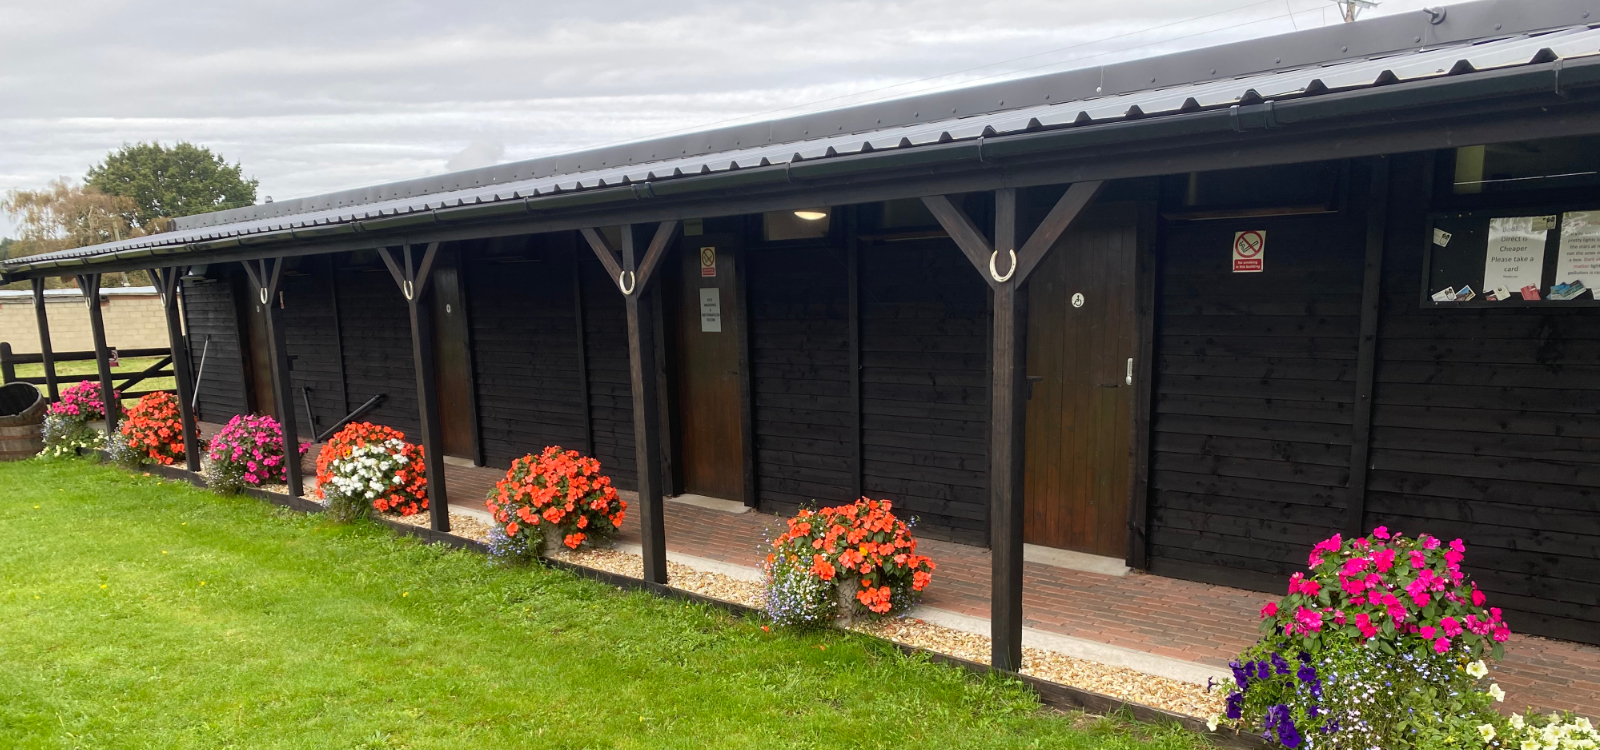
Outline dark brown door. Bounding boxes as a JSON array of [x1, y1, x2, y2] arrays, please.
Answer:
[[242, 284, 277, 417], [673, 237, 745, 501], [429, 250, 477, 461], [1023, 203, 1141, 557]]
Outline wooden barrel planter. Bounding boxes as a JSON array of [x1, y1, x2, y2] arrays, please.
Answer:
[[0, 382, 46, 461]]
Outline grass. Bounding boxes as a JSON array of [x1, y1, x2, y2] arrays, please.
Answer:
[[14, 355, 176, 405], [0, 458, 1210, 750]]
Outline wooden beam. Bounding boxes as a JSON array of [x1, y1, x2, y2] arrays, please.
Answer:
[[571, 237, 595, 457], [1014, 181, 1105, 284], [76, 274, 120, 437], [375, 245, 453, 532], [621, 225, 668, 584], [326, 256, 350, 415], [30, 278, 59, 401], [987, 193, 1028, 673], [579, 227, 625, 284], [1345, 158, 1390, 539], [734, 244, 757, 508], [920, 195, 993, 282], [243, 258, 305, 498], [634, 220, 680, 291], [923, 185, 1105, 671], [847, 207, 864, 500], [1123, 202, 1159, 570], [151, 267, 202, 472]]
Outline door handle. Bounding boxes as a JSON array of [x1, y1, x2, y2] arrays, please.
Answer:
[[1126, 357, 1134, 386]]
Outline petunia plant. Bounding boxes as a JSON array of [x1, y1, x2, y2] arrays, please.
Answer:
[[763, 498, 935, 625]]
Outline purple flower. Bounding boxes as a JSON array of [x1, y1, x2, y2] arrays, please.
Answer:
[[1271, 654, 1290, 676], [1225, 692, 1243, 720]]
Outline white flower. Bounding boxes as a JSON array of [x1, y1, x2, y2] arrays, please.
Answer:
[[1466, 660, 1489, 679], [1525, 741, 1543, 750], [1207, 716, 1220, 732], [1489, 682, 1506, 702], [1577, 718, 1594, 733], [1513, 714, 1527, 730], [1480, 724, 1498, 741]]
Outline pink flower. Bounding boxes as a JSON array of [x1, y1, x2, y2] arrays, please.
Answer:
[[1472, 586, 1486, 607], [1441, 617, 1462, 637], [1372, 548, 1397, 572], [1293, 607, 1323, 633], [1260, 601, 1279, 619], [1372, 526, 1391, 540], [1449, 538, 1465, 554], [1433, 636, 1450, 654], [1355, 612, 1379, 639]]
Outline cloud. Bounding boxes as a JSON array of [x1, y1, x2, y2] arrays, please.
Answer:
[[444, 140, 506, 173], [0, 0, 1435, 240]]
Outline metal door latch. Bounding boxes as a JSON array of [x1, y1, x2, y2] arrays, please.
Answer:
[[1126, 357, 1134, 385]]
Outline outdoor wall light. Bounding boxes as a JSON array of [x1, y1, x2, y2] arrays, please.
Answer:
[[793, 209, 829, 221]]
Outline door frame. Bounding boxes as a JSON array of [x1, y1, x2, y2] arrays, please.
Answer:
[[662, 231, 753, 503], [436, 243, 485, 466]]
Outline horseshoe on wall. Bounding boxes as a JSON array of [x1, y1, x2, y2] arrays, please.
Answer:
[[989, 249, 1017, 283], [618, 270, 637, 295], [259, 288, 270, 305], [402, 279, 415, 301]]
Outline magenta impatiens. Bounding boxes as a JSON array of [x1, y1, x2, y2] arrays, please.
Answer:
[[204, 414, 307, 491], [1264, 527, 1509, 658], [47, 380, 119, 422]]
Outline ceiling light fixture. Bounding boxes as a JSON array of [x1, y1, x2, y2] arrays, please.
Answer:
[[793, 209, 829, 221]]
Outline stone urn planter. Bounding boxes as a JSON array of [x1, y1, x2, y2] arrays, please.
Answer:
[[835, 579, 861, 627]]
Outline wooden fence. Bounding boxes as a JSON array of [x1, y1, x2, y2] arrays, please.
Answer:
[[0, 342, 177, 402]]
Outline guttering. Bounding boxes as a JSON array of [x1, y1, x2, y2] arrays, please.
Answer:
[[9, 55, 1600, 279]]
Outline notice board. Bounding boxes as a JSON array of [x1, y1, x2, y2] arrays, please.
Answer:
[[1423, 207, 1600, 307]]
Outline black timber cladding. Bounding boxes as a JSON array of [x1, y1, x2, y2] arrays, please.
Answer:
[[1145, 170, 1367, 588], [280, 258, 345, 439], [744, 242, 856, 514], [181, 271, 250, 424], [1144, 155, 1600, 646], [578, 240, 639, 490], [1362, 155, 1600, 645], [859, 239, 991, 545], [460, 235, 589, 470], [333, 255, 420, 437]]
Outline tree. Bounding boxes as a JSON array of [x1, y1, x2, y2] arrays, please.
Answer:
[[85, 142, 258, 230], [1, 179, 142, 288]]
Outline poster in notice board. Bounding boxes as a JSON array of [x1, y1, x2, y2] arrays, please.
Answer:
[[1424, 210, 1598, 306]]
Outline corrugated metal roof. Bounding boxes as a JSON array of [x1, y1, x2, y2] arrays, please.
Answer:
[[9, 2, 1600, 270]]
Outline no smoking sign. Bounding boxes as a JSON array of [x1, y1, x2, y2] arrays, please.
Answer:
[[1232, 230, 1265, 273]]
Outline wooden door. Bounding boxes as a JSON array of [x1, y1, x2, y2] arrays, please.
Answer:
[[673, 236, 745, 500], [429, 250, 477, 461], [241, 283, 277, 417], [1023, 203, 1142, 557]]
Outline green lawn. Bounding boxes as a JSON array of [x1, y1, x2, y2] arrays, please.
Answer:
[[0, 458, 1206, 750], [14, 355, 176, 405]]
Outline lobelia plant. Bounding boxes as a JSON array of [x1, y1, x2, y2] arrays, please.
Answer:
[[39, 412, 103, 458], [1214, 527, 1516, 749], [202, 414, 307, 495], [485, 446, 625, 557], [763, 498, 935, 625], [313, 422, 427, 521]]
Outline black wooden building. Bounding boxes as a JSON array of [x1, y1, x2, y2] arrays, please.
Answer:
[[7, 0, 1599, 667]]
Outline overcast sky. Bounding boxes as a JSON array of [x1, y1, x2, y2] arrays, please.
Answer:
[[0, 0, 1436, 239]]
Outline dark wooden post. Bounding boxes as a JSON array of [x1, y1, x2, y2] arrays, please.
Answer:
[[242, 259, 305, 497], [581, 221, 680, 585], [30, 278, 60, 401], [376, 242, 451, 533], [922, 181, 1104, 672], [571, 240, 595, 457], [847, 206, 864, 500], [75, 274, 120, 437], [1344, 158, 1391, 538], [149, 268, 202, 471]]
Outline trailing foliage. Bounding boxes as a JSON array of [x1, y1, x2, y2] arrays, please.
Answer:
[[764, 498, 935, 622], [202, 414, 305, 495], [313, 422, 427, 520], [40, 412, 101, 458], [118, 392, 186, 466], [485, 446, 625, 556], [1215, 528, 1520, 749]]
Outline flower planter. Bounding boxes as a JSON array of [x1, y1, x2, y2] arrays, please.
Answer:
[[834, 579, 860, 627]]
